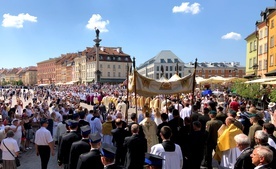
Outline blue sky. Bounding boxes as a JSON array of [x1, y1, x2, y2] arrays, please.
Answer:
[[0, 0, 274, 69]]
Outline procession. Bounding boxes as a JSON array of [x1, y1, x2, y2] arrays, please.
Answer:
[[0, 67, 276, 169]]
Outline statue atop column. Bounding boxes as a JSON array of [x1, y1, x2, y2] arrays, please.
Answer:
[[95, 28, 100, 39]]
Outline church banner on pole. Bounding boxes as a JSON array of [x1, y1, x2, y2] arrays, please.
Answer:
[[128, 70, 194, 97]]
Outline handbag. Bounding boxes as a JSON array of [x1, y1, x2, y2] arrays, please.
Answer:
[[2, 141, 20, 167]]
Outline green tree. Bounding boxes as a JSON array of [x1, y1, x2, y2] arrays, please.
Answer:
[[269, 89, 276, 102], [231, 81, 263, 99]]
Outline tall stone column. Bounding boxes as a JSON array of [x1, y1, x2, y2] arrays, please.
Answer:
[[94, 29, 102, 83]]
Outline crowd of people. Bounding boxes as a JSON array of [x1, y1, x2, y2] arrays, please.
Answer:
[[0, 84, 275, 169]]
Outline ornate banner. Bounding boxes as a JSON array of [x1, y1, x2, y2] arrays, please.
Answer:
[[128, 70, 194, 97]]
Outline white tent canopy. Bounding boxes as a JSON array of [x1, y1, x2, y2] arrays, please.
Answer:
[[38, 84, 49, 87], [244, 77, 276, 84]]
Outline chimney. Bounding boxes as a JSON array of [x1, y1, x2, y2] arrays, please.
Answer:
[[117, 47, 122, 53]]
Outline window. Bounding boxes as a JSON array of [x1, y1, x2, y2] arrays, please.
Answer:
[[170, 73, 172, 78], [157, 66, 159, 71], [250, 42, 253, 52], [170, 66, 173, 71], [118, 65, 121, 69], [160, 59, 166, 63], [108, 65, 110, 68], [167, 59, 173, 63], [107, 56, 111, 61], [179, 73, 182, 77], [259, 30, 263, 39], [118, 57, 121, 61], [259, 45, 263, 55], [254, 40, 257, 50], [108, 72, 110, 77], [264, 43, 267, 53], [156, 73, 159, 79], [249, 58, 252, 68], [165, 73, 168, 79], [166, 66, 168, 71], [179, 66, 182, 71], [113, 57, 116, 60], [264, 59, 267, 70], [259, 61, 262, 70], [208, 70, 211, 73], [253, 57, 257, 65], [174, 59, 179, 63], [265, 27, 268, 37], [100, 64, 102, 68], [118, 72, 121, 77], [271, 20, 274, 28], [270, 55, 274, 66], [113, 65, 116, 70], [113, 72, 115, 77], [125, 57, 129, 61], [270, 36, 274, 47]]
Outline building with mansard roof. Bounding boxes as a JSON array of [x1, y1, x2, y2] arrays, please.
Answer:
[[137, 50, 185, 79], [136, 50, 245, 80]]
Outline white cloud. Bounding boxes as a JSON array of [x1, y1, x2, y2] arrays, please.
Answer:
[[2, 13, 37, 28], [221, 32, 241, 40], [86, 14, 109, 32], [172, 2, 201, 14]]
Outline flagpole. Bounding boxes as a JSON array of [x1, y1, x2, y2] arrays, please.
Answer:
[[133, 57, 138, 118], [191, 58, 198, 105], [176, 62, 180, 111], [126, 63, 129, 124]]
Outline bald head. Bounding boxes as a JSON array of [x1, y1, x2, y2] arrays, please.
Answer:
[[131, 124, 139, 134]]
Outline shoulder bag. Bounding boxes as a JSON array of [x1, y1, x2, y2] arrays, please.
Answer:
[[2, 141, 20, 167]]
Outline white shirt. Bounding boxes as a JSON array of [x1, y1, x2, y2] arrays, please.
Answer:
[[268, 137, 276, 149], [180, 107, 191, 120], [0, 124, 5, 131], [0, 137, 20, 160], [35, 127, 53, 145], [151, 143, 183, 169]]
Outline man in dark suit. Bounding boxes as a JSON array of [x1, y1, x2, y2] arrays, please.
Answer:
[[100, 143, 125, 169], [111, 112, 127, 129], [168, 109, 183, 144], [77, 111, 90, 135], [157, 113, 169, 143], [69, 125, 91, 169], [254, 130, 276, 168], [233, 133, 254, 169], [58, 119, 81, 169], [126, 113, 144, 138], [250, 145, 273, 169], [76, 133, 103, 169], [111, 118, 128, 166], [124, 124, 147, 169]]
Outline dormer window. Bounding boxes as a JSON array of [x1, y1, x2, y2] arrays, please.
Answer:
[[107, 56, 111, 61], [118, 57, 121, 61]]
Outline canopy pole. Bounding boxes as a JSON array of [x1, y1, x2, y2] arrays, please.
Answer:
[[126, 63, 129, 124], [191, 58, 198, 105], [133, 57, 138, 119]]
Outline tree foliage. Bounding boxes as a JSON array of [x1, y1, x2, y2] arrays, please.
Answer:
[[231, 81, 264, 99], [269, 89, 276, 102]]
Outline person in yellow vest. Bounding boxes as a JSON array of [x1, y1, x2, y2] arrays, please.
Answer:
[[214, 117, 243, 169]]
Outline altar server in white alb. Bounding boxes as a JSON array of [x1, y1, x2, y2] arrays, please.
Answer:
[[150, 126, 183, 169]]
